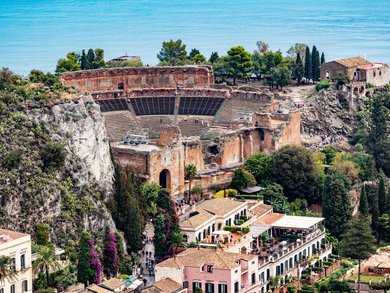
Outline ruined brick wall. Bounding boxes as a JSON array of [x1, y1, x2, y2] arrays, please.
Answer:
[[112, 149, 149, 175], [148, 146, 185, 193], [60, 66, 215, 92], [157, 126, 181, 146], [185, 142, 205, 170], [220, 136, 243, 166], [365, 65, 389, 87], [274, 110, 302, 149]]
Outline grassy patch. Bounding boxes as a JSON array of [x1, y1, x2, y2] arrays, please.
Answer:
[[347, 274, 385, 284]]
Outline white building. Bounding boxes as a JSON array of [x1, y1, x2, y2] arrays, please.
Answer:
[[0, 229, 33, 293]]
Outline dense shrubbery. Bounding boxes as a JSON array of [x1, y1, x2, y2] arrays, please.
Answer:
[[315, 80, 331, 91]]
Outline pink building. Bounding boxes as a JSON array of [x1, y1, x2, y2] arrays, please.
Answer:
[[155, 248, 259, 293]]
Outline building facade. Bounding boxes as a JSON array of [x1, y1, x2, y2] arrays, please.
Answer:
[[0, 229, 32, 293]]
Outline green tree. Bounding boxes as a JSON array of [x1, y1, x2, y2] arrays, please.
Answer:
[[41, 142, 66, 170], [366, 93, 390, 176], [261, 51, 285, 77], [311, 46, 320, 82], [322, 173, 352, 238], [185, 164, 198, 201], [225, 46, 254, 85], [168, 231, 187, 255], [377, 214, 390, 243], [272, 145, 317, 203], [124, 195, 142, 253], [271, 65, 291, 89], [320, 52, 326, 64], [358, 185, 369, 217], [55, 52, 80, 73], [33, 245, 60, 288], [0, 255, 17, 284], [231, 169, 256, 189], [189, 48, 201, 59], [339, 216, 376, 293], [293, 53, 304, 82], [350, 151, 376, 181], [153, 214, 166, 256], [77, 232, 94, 285], [256, 41, 269, 55], [287, 43, 308, 59], [80, 50, 87, 70], [378, 176, 386, 215], [209, 52, 219, 64], [93, 48, 105, 68], [157, 39, 188, 66], [35, 224, 50, 246], [87, 49, 95, 69], [304, 46, 312, 81], [156, 188, 176, 216], [192, 54, 206, 64], [244, 152, 273, 184], [372, 186, 380, 232], [261, 183, 290, 213], [141, 182, 161, 204]]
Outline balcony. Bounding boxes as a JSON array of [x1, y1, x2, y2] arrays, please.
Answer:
[[241, 281, 260, 293]]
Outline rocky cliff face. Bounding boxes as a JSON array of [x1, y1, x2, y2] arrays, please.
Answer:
[[0, 94, 115, 243], [301, 88, 356, 149]]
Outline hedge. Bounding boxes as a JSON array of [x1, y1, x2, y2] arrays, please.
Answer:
[[223, 226, 250, 234]]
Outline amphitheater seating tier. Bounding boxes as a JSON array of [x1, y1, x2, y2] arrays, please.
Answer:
[[96, 98, 129, 112], [178, 97, 225, 116], [130, 97, 175, 115]]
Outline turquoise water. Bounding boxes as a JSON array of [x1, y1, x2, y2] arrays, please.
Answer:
[[1, 0, 390, 75]]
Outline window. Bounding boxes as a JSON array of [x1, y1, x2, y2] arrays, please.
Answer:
[[183, 281, 189, 289], [206, 282, 215, 293], [276, 266, 280, 276], [10, 258, 15, 271], [22, 280, 28, 292], [0, 288, 4, 293], [374, 72, 376, 77], [251, 272, 256, 285], [289, 258, 293, 269], [193, 282, 202, 292], [218, 284, 227, 293], [10, 285, 15, 293], [207, 265, 214, 273], [260, 272, 265, 282], [379, 71, 382, 76], [266, 269, 270, 281], [198, 233, 202, 241], [118, 82, 124, 90], [234, 282, 239, 293], [21, 254, 26, 270]]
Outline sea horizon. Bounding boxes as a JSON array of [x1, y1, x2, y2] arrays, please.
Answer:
[[1, 0, 390, 75]]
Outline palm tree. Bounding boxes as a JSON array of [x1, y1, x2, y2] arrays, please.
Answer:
[[0, 255, 17, 284], [185, 164, 198, 202], [168, 231, 187, 255], [33, 245, 61, 288]]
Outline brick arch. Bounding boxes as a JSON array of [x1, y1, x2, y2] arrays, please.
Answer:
[[159, 169, 171, 190]]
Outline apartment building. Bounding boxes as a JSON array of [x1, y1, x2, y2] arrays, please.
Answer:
[[163, 199, 331, 293], [155, 248, 259, 293], [0, 229, 32, 293]]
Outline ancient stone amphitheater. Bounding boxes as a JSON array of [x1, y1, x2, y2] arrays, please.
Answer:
[[61, 66, 301, 194]]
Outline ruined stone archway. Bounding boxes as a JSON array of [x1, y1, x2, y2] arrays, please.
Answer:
[[159, 169, 171, 189]]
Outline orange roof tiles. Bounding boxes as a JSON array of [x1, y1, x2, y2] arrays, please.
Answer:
[[334, 57, 371, 68], [250, 204, 272, 217], [253, 213, 284, 225], [0, 228, 29, 245], [153, 278, 183, 293]]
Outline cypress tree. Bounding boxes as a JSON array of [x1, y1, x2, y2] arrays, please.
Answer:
[[293, 53, 304, 82], [80, 49, 87, 70], [321, 52, 326, 64], [304, 46, 312, 81], [311, 46, 320, 82], [358, 185, 369, 217], [322, 173, 352, 238], [339, 216, 376, 293], [372, 187, 379, 231], [87, 49, 95, 69], [77, 232, 94, 285], [124, 194, 142, 253], [103, 229, 119, 278], [378, 176, 386, 215]]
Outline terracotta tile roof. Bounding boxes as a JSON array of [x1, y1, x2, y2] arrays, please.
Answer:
[[86, 285, 112, 293], [0, 228, 30, 245], [250, 204, 272, 217], [358, 63, 388, 70], [153, 278, 182, 293], [156, 248, 255, 270], [334, 57, 371, 68], [100, 278, 124, 290], [180, 198, 246, 229], [253, 213, 284, 225], [198, 198, 246, 216], [180, 210, 215, 229]]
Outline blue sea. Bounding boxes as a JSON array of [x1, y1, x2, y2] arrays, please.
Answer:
[[1, 0, 390, 75]]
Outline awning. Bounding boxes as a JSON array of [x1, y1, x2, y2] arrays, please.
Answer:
[[212, 230, 231, 236], [240, 186, 263, 194], [272, 215, 324, 229], [250, 224, 271, 237]]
